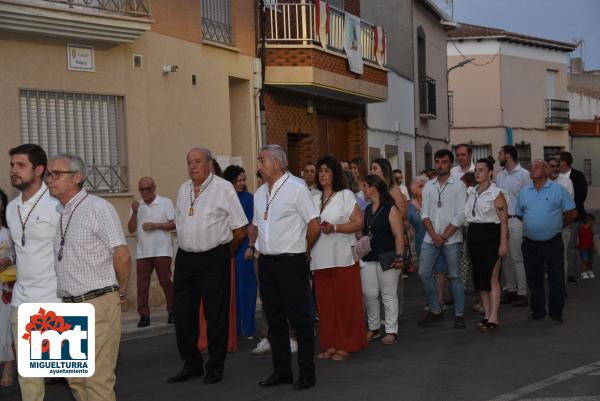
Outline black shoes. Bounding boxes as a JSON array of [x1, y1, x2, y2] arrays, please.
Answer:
[[293, 376, 315, 391], [500, 291, 517, 305], [417, 312, 443, 326], [258, 373, 294, 387], [454, 316, 466, 329], [203, 371, 223, 384], [166, 368, 204, 383], [168, 312, 175, 324], [567, 275, 578, 284], [137, 316, 150, 328], [528, 313, 545, 321]]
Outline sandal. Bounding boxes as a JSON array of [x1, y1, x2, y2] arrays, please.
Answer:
[[478, 321, 499, 332], [331, 350, 350, 361], [381, 333, 397, 345], [317, 348, 337, 359], [365, 330, 380, 342], [476, 318, 488, 328]]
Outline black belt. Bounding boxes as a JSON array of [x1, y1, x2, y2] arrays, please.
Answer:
[[260, 253, 305, 259], [508, 215, 518, 219], [62, 285, 119, 303]]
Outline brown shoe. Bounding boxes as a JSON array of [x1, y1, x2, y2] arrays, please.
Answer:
[[512, 295, 529, 307], [381, 333, 397, 345], [501, 291, 517, 305]]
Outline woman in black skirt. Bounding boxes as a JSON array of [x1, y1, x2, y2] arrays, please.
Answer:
[[465, 157, 508, 331]]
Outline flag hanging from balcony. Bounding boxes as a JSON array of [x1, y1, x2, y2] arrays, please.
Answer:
[[343, 12, 363, 75], [315, 0, 329, 49], [374, 25, 386, 68]]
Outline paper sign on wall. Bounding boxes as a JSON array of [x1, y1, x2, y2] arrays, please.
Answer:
[[67, 44, 95, 72]]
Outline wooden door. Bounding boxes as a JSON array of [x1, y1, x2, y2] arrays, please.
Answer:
[[318, 115, 349, 161]]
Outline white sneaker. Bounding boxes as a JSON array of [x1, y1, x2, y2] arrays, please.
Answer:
[[588, 271, 595, 278], [251, 338, 271, 355], [290, 338, 298, 354], [580, 272, 590, 280]]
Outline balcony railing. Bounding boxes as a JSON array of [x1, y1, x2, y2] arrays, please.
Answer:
[[419, 76, 436, 118], [85, 164, 129, 193], [265, 2, 384, 65], [545, 99, 569, 126], [41, 0, 151, 17]]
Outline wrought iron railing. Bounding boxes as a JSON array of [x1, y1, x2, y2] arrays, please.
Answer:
[[41, 0, 151, 17], [264, 2, 383, 65], [202, 0, 233, 45], [419, 76, 436, 117], [85, 164, 129, 193], [545, 99, 569, 125]]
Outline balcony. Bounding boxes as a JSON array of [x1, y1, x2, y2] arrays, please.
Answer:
[[0, 0, 153, 43], [419, 76, 436, 119], [263, 1, 388, 104], [545, 99, 569, 127]]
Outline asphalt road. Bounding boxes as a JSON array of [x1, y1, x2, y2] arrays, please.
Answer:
[[3, 264, 600, 401]]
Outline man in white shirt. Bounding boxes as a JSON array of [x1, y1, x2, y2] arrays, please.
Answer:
[[495, 145, 531, 307], [253, 145, 321, 391], [450, 144, 475, 180], [128, 177, 176, 328], [168, 148, 247, 385], [547, 157, 575, 283], [303, 163, 319, 196], [417, 149, 467, 330], [6, 144, 60, 401], [393, 169, 410, 201]]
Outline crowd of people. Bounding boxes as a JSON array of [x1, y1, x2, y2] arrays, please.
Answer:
[[0, 142, 596, 398]]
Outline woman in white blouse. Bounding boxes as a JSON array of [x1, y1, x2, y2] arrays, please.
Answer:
[[311, 156, 366, 361], [465, 157, 508, 331]]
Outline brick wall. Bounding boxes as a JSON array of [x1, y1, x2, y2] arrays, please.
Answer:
[[344, 0, 360, 16], [266, 48, 388, 86], [264, 88, 366, 170]]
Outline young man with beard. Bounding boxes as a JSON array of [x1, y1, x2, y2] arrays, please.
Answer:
[[495, 145, 531, 307], [6, 144, 60, 401]]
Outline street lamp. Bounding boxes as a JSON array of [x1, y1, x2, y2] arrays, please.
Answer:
[[447, 58, 475, 79]]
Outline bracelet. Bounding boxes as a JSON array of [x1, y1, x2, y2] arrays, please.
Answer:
[[394, 255, 404, 261], [333, 225, 337, 233], [119, 289, 128, 298]]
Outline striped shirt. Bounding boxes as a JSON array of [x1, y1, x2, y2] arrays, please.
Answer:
[[54, 189, 127, 297]]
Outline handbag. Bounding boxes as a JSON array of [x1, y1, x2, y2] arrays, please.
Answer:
[[378, 250, 397, 271], [354, 235, 372, 260]]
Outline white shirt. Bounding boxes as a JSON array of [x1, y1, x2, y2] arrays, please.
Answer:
[[495, 164, 531, 216], [553, 175, 574, 200], [130, 195, 175, 258], [176, 174, 248, 253], [6, 183, 61, 305], [253, 173, 320, 255], [421, 176, 467, 244], [307, 184, 320, 197], [450, 163, 475, 180], [310, 189, 357, 270], [465, 183, 504, 224]]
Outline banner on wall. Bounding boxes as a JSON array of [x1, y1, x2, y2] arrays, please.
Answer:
[[343, 11, 363, 75], [373, 25, 386, 67], [315, 0, 329, 49]]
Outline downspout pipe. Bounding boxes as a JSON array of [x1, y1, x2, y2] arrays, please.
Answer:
[[506, 127, 513, 145]]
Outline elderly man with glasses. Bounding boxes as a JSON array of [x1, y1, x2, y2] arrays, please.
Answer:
[[127, 177, 176, 328]]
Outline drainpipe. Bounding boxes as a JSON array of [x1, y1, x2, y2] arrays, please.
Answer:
[[506, 127, 513, 145]]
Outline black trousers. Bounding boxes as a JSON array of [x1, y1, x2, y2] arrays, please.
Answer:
[[258, 253, 315, 379], [522, 235, 565, 319], [174, 245, 230, 374]]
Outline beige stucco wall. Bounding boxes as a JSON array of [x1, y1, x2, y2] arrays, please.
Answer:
[[0, 30, 257, 309], [413, 2, 450, 171]]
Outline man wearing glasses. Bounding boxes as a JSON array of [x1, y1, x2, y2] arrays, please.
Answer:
[[128, 177, 176, 328]]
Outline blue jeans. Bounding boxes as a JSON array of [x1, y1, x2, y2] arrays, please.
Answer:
[[419, 242, 465, 315]]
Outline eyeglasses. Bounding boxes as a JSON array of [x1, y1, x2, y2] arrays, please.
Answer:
[[45, 170, 76, 180], [138, 187, 153, 193]]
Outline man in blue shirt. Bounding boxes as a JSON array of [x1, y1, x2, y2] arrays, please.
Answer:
[[516, 160, 577, 323]]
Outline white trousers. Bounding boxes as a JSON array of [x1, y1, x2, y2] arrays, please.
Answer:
[[502, 218, 528, 296], [360, 261, 401, 334]]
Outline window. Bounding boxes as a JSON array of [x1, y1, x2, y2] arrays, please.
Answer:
[[546, 69, 557, 100], [543, 146, 562, 161], [515, 143, 531, 171], [369, 147, 381, 164], [385, 145, 398, 169], [202, 0, 233, 45], [19, 89, 128, 193], [584, 159, 592, 185]]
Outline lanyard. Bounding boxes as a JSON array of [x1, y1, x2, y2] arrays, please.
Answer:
[[17, 187, 48, 247], [471, 183, 490, 217], [188, 174, 214, 216], [264, 174, 289, 220], [320, 191, 335, 215], [57, 194, 89, 262], [436, 181, 449, 208]]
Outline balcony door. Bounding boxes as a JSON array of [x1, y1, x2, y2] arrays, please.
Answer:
[[318, 115, 349, 162]]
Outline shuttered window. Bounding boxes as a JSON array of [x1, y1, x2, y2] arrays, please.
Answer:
[[19, 89, 128, 193], [202, 0, 233, 45]]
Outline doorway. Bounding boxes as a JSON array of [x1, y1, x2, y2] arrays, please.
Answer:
[[318, 115, 349, 161]]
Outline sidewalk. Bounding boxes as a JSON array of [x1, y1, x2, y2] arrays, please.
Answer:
[[121, 306, 173, 342]]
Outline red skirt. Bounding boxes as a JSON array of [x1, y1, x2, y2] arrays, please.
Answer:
[[314, 263, 367, 352], [197, 257, 237, 352]]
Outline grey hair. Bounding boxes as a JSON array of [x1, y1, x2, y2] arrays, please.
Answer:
[[413, 174, 429, 184], [260, 144, 287, 171], [53, 154, 87, 188], [189, 147, 213, 162]]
